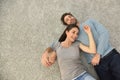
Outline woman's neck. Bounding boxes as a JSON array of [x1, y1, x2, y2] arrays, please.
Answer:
[[61, 39, 72, 48]]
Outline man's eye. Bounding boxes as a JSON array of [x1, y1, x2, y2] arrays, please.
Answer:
[[69, 16, 71, 18]]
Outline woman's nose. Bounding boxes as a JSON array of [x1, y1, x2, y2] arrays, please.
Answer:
[[74, 35, 78, 39]]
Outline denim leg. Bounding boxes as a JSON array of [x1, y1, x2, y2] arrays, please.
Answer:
[[75, 72, 96, 80], [110, 52, 120, 80], [94, 49, 120, 80], [94, 64, 113, 80], [94, 55, 114, 80]]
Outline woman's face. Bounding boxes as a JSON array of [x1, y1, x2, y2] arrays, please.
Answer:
[[64, 15, 77, 25], [66, 27, 79, 42]]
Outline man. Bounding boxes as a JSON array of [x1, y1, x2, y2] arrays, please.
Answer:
[[41, 12, 120, 80]]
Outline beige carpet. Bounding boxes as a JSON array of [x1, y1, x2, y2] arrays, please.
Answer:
[[0, 0, 120, 80]]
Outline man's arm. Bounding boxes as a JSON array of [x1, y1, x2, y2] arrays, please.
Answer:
[[89, 19, 109, 65], [41, 47, 53, 67], [41, 40, 58, 67], [91, 19, 110, 56]]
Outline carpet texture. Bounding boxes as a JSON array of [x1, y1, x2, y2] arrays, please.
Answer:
[[0, 0, 120, 80]]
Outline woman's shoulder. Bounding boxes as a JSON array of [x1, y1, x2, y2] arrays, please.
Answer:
[[73, 40, 81, 46]]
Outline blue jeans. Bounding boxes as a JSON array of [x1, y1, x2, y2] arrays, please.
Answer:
[[94, 49, 120, 80], [75, 72, 96, 80]]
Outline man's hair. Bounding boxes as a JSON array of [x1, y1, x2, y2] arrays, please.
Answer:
[[61, 12, 73, 25]]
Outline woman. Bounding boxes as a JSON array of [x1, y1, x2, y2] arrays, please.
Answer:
[[44, 24, 96, 80]]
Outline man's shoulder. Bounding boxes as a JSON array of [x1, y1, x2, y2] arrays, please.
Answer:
[[84, 18, 96, 23], [80, 18, 98, 27], [80, 18, 96, 27]]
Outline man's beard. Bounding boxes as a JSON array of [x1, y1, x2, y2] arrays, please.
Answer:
[[68, 19, 78, 26]]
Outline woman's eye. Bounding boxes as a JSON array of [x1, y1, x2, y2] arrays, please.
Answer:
[[72, 31, 75, 33]]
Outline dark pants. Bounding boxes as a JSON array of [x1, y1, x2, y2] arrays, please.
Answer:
[[94, 49, 120, 80]]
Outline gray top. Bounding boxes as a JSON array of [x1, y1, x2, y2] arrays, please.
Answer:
[[53, 41, 86, 80]]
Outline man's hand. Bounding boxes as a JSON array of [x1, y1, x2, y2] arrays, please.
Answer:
[[91, 53, 101, 66], [41, 48, 53, 67]]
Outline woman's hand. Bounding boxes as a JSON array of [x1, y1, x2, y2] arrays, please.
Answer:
[[91, 53, 100, 66], [83, 25, 91, 34]]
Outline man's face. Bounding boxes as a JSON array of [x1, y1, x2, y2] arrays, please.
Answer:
[[64, 15, 77, 25]]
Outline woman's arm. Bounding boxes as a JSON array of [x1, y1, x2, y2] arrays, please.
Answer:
[[79, 25, 96, 54]]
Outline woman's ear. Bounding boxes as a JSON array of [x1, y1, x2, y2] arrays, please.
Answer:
[[65, 30, 68, 35]]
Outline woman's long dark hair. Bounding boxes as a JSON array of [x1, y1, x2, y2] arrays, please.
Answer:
[[59, 24, 79, 42]]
